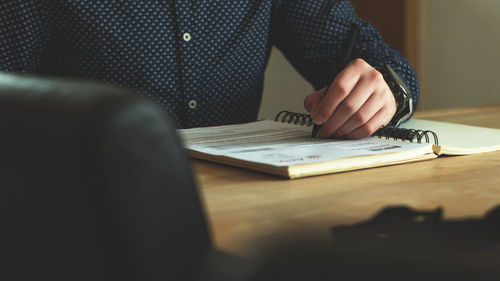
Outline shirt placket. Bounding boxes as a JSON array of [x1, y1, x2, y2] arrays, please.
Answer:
[[174, 0, 198, 128]]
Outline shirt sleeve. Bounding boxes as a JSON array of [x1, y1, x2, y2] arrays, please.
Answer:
[[270, 0, 420, 110], [0, 1, 48, 74]]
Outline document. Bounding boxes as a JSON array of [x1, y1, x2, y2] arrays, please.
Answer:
[[179, 120, 436, 178]]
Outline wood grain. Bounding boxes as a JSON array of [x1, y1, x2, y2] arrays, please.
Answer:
[[193, 104, 500, 257]]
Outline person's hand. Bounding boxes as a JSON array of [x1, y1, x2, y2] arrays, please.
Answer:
[[304, 58, 397, 139]]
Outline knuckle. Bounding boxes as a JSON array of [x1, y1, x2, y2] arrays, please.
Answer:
[[341, 100, 357, 113], [353, 111, 370, 124], [351, 58, 366, 68], [370, 69, 384, 83], [375, 89, 391, 102], [332, 81, 350, 97]]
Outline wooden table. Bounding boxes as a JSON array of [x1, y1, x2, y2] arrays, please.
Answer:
[[192, 105, 500, 257]]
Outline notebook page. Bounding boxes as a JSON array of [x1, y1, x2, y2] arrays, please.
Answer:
[[401, 119, 500, 155], [179, 120, 432, 167]]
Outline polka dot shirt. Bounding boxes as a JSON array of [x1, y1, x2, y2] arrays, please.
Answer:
[[0, 0, 419, 128]]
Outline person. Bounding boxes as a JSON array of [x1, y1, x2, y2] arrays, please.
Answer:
[[0, 0, 418, 139]]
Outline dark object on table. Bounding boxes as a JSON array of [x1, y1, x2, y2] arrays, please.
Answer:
[[249, 205, 500, 281]]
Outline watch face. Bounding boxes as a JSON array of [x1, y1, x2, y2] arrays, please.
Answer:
[[386, 65, 412, 101], [395, 99, 413, 127], [378, 65, 413, 126]]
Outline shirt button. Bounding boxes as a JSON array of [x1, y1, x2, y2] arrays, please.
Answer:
[[183, 33, 192, 42], [188, 100, 197, 109]]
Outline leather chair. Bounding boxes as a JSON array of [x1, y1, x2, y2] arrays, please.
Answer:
[[0, 73, 247, 281]]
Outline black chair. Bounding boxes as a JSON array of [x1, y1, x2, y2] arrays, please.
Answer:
[[0, 73, 248, 281]]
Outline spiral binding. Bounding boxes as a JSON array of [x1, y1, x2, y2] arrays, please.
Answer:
[[275, 110, 439, 145], [374, 126, 439, 145], [274, 110, 314, 127]]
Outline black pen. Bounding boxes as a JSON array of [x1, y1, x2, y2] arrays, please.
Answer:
[[311, 23, 361, 138]]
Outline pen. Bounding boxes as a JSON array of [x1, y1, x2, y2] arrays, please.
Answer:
[[311, 23, 361, 138]]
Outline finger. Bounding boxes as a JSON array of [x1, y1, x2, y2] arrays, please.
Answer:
[[343, 103, 395, 139], [332, 92, 385, 137], [303, 88, 326, 113], [311, 61, 364, 124], [316, 71, 377, 138]]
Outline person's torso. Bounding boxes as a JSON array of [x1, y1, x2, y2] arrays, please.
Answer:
[[41, 1, 274, 128]]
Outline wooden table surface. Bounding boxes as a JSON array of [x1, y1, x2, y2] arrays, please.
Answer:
[[192, 104, 500, 257]]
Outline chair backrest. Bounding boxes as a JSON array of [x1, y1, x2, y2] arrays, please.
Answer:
[[0, 73, 211, 281]]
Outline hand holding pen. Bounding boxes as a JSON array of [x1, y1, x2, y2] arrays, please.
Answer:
[[304, 24, 398, 140]]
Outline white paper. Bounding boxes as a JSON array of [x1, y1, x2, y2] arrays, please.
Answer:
[[178, 120, 431, 167], [402, 119, 500, 154]]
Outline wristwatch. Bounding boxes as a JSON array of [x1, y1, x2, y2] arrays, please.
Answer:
[[376, 65, 413, 126]]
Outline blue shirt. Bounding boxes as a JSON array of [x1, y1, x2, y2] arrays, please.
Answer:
[[0, 0, 419, 128]]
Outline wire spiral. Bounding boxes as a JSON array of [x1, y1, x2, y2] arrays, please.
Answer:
[[274, 110, 314, 127], [374, 126, 439, 145], [274, 110, 439, 145]]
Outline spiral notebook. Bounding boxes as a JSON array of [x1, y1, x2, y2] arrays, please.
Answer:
[[179, 111, 500, 179]]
